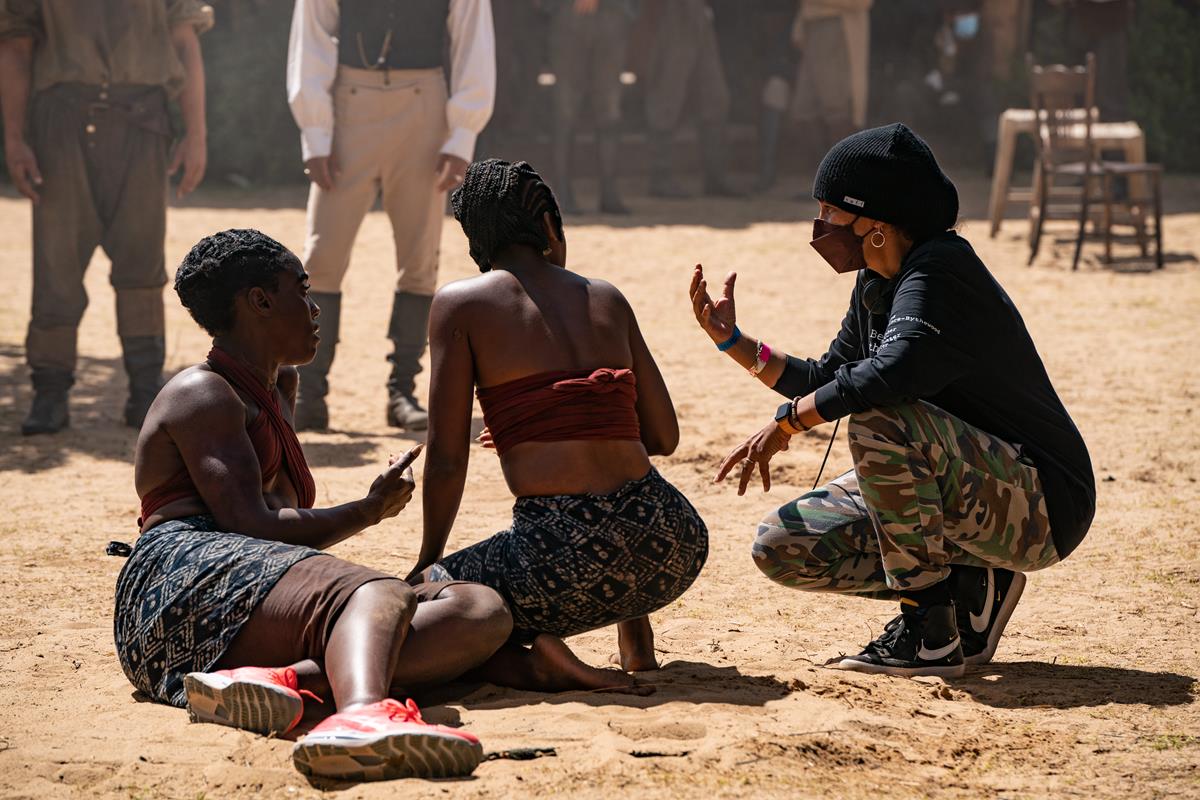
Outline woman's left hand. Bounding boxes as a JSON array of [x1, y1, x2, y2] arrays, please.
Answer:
[[714, 420, 792, 495]]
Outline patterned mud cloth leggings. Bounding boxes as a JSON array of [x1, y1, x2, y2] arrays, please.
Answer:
[[754, 401, 1060, 598], [430, 468, 708, 643]]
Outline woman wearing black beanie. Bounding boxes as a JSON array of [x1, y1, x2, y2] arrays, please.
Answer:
[[689, 123, 1095, 678]]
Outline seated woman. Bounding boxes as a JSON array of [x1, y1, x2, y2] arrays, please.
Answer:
[[114, 229, 511, 781], [691, 124, 1095, 678], [408, 160, 708, 690]]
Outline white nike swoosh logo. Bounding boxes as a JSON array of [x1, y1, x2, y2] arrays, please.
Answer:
[[970, 568, 995, 634], [917, 638, 960, 661]]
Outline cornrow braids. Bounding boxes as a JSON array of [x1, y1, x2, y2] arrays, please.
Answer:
[[450, 159, 564, 271], [174, 229, 298, 335]]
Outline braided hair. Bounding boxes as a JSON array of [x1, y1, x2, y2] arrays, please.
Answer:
[[174, 229, 298, 335], [450, 159, 563, 271]]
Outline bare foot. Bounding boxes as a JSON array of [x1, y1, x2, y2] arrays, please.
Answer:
[[616, 617, 659, 672], [529, 635, 638, 691]]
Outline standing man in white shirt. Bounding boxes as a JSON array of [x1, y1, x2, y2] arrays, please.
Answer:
[[286, 0, 495, 431]]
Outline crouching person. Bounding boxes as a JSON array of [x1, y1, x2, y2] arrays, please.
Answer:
[[691, 125, 1095, 678]]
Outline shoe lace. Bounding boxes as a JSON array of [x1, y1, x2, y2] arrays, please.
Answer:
[[279, 667, 323, 705], [382, 698, 424, 724], [861, 615, 906, 658]]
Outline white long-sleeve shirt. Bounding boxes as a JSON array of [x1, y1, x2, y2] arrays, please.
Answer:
[[286, 0, 495, 162]]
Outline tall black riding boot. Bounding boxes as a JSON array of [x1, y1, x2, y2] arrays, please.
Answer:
[[386, 292, 433, 431], [701, 125, 743, 197], [597, 130, 630, 215], [121, 335, 165, 429], [22, 368, 73, 436], [295, 291, 340, 431], [648, 132, 690, 199]]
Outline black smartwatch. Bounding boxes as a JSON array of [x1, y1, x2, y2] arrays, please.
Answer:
[[775, 400, 802, 435]]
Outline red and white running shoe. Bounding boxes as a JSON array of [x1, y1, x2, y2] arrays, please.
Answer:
[[292, 698, 483, 781], [184, 666, 313, 735]]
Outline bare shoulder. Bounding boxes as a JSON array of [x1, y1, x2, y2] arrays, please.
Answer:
[[584, 276, 636, 318], [156, 365, 243, 421], [432, 272, 513, 317]]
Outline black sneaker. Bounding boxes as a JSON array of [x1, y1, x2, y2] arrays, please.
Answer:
[[833, 602, 964, 678], [952, 566, 1026, 666]]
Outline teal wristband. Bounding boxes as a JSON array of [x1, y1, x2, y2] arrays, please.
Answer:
[[716, 326, 741, 352]]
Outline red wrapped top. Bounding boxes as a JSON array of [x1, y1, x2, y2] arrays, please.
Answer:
[[476, 368, 642, 456], [138, 347, 317, 526]]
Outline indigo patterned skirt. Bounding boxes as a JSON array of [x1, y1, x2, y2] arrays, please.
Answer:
[[113, 516, 319, 707], [431, 469, 708, 642]]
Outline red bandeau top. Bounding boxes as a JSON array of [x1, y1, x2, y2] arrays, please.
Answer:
[[476, 368, 642, 456], [137, 347, 317, 526]]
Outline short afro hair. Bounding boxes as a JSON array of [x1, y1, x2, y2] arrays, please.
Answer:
[[450, 159, 563, 271], [174, 229, 297, 335]]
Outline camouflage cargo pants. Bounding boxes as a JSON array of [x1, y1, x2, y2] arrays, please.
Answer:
[[753, 401, 1060, 598]]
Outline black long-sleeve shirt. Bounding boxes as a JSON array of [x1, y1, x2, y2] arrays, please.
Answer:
[[775, 231, 1095, 558]]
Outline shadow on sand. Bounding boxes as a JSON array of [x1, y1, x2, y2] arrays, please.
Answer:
[[446, 659, 793, 714], [956, 661, 1197, 710], [0, 346, 138, 473]]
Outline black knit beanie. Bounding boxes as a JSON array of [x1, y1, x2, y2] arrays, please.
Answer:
[[812, 123, 959, 243]]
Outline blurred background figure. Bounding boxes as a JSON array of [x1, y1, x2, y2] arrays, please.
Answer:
[[547, 0, 638, 215], [753, 0, 801, 191], [1051, 0, 1133, 118], [788, 0, 873, 158], [0, 0, 212, 436], [286, 0, 496, 432], [643, 0, 740, 198], [482, 0, 545, 148]]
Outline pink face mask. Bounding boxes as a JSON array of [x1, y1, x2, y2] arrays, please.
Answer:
[[810, 217, 866, 274]]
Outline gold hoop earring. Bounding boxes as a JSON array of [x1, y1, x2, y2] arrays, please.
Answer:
[[869, 230, 886, 249]]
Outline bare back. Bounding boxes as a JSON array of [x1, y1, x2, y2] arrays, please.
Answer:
[[426, 264, 677, 498]]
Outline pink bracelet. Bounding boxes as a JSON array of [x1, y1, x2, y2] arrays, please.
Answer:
[[748, 341, 772, 377]]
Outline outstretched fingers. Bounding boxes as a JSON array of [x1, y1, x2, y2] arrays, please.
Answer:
[[714, 441, 750, 483], [736, 457, 757, 496], [722, 271, 737, 303], [688, 264, 704, 297]]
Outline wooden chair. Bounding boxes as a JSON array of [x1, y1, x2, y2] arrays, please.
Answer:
[[1098, 161, 1164, 269], [1027, 53, 1165, 269], [1027, 53, 1097, 270]]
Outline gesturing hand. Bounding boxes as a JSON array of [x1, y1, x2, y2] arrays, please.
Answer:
[[689, 264, 737, 345], [367, 444, 423, 521], [476, 426, 499, 455], [714, 420, 792, 496]]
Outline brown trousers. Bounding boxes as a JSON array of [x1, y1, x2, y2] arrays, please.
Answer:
[[302, 67, 449, 297], [27, 83, 170, 376]]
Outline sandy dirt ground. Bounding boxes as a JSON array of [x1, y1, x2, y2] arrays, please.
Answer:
[[1, 173, 1199, 800]]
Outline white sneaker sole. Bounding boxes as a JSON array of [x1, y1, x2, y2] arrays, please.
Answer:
[[183, 672, 301, 735], [292, 729, 483, 782], [830, 659, 966, 679], [964, 571, 1027, 666]]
